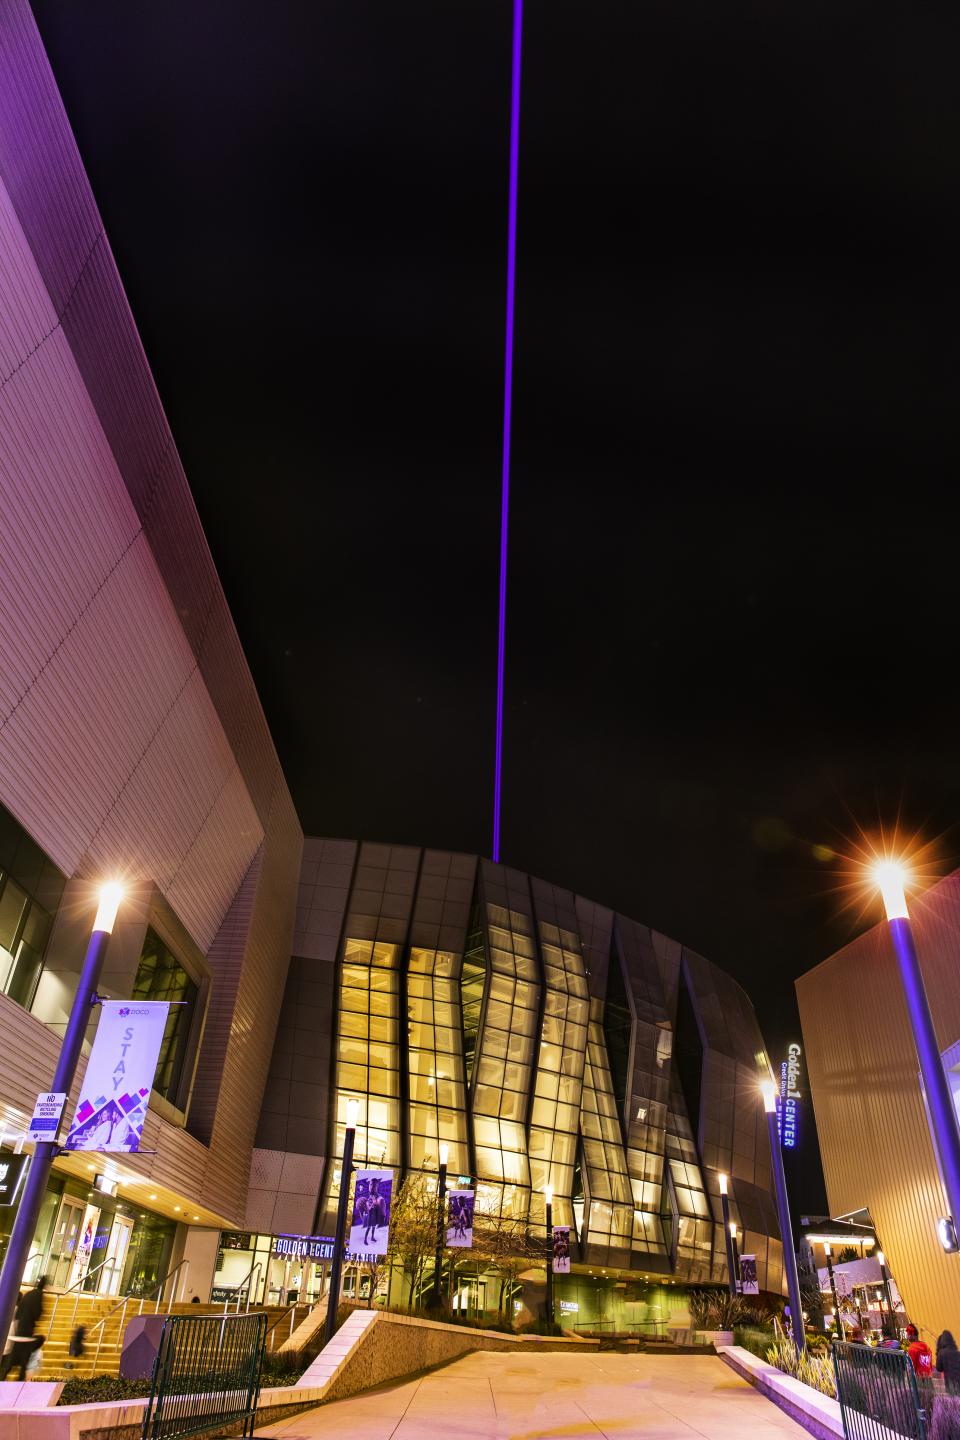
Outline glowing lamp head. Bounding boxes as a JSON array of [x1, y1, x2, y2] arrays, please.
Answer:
[[761, 1079, 778, 1114], [876, 1250, 885, 1268], [718, 1172, 728, 1196], [544, 1183, 553, 1207], [439, 1143, 449, 1167], [93, 881, 124, 935], [345, 1098, 359, 1130], [729, 1221, 738, 1238], [823, 1242, 831, 1257], [872, 860, 909, 921]]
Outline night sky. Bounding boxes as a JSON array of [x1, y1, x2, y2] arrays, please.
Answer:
[[29, 0, 960, 1213]]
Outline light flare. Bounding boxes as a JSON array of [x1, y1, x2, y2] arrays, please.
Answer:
[[93, 881, 124, 934], [871, 859, 910, 920]]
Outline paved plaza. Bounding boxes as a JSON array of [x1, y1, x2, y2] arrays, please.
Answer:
[[257, 1350, 810, 1440]]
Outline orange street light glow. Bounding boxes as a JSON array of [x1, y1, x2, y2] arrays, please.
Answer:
[[872, 859, 910, 921]]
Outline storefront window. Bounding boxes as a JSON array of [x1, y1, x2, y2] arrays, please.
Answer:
[[212, 1232, 328, 1307], [132, 928, 199, 1106]]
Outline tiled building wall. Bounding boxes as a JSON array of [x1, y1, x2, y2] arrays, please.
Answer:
[[0, 0, 302, 1227]]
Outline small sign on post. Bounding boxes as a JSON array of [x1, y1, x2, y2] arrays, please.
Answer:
[[28, 1092, 67, 1144]]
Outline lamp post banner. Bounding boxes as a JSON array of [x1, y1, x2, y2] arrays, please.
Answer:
[[739, 1254, 759, 1295], [552, 1226, 571, 1273], [64, 1001, 169, 1152], [348, 1168, 393, 1260], [446, 1190, 474, 1248]]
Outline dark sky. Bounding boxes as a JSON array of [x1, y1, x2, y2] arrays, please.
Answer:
[[29, 0, 960, 1211]]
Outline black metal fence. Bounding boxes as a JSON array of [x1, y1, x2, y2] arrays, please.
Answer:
[[142, 1311, 267, 1440], [833, 1340, 928, 1440]]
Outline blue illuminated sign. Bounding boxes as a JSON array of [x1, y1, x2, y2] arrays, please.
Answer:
[[777, 1043, 802, 1149]]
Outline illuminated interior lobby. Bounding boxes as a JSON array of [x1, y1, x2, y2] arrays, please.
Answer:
[[250, 838, 786, 1319]]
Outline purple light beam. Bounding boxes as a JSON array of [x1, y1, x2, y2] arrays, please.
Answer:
[[493, 0, 523, 866]]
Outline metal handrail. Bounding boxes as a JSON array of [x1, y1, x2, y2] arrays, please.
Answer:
[[220, 1261, 262, 1315], [87, 1258, 190, 1375], [49, 1256, 119, 1331], [264, 1300, 312, 1351]]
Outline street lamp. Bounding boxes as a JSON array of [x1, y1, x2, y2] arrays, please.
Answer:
[[872, 859, 960, 1247], [823, 1243, 841, 1338], [431, 1143, 449, 1308], [324, 1097, 359, 1345], [718, 1173, 737, 1297], [544, 1183, 555, 1326], [0, 881, 124, 1349], [762, 1078, 806, 1353], [728, 1220, 741, 1294]]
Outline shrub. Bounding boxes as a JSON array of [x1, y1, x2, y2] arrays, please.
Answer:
[[517, 1318, 563, 1337], [734, 1325, 775, 1359], [930, 1393, 960, 1440], [57, 1376, 150, 1406], [709, 1294, 744, 1331], [766, 1336, 837, 1398], [260, 1349, 309, 1387], [687, 1290, 713, 1330], [444, 1312, 514, 1333], [688, 1289, 743, 1331]]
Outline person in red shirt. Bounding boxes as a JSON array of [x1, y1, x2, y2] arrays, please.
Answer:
[[904, 1324, 934, 1379]]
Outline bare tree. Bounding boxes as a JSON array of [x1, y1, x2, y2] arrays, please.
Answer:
[[472, 1214, 542, 1322], [387, 1172, 439, 1310]]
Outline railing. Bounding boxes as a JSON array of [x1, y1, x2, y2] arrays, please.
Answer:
[[833, 1339, 928, 1440], [566, 1317, 668, 1338], [141, 1311, 266, 1440], [219, 1263, 262, 1316], [49, 1256, 120, 1332], [264, 1301, 311, 1352], [88, 1259, 191, 1375]]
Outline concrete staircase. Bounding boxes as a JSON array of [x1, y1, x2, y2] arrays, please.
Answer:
[[34, 1296, 309, 1378]]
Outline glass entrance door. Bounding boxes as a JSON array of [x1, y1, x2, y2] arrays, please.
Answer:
[[67, 1204, 102, 1291], [48, 1197, 86, 1290], [98, 1215, 133, 1295]]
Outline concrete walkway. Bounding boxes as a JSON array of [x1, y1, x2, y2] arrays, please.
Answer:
[[256, 1350, 812, 1440]]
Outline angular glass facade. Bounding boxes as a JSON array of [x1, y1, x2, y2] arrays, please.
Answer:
[[265, 841, 784, 1291]]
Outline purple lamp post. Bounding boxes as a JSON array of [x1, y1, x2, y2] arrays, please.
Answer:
[[431, 1143, 449, 1308], [873, 861, 960, 1247], [719, 1173, 737, 1297], [763, 1078, 806, 1354], [324, 1098, 358, 1346], [0, 882, 124, 1349]]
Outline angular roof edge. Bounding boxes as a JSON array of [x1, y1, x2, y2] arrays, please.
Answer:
[[0, 0, 299, 836]]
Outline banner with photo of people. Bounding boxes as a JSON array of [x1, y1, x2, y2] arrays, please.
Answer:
[[552, 1225, 571, 1273], [739, 1254, 759, 1295], [445, 1189, 474, 1248], [348, 1168, 393, 1260], [64, 1001, 170, 1152]]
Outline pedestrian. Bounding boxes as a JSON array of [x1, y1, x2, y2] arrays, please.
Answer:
[[936, 1331, 960, 1394], [66, 1325, 86, 1372], [0, 1277, 46, 1381], [904, 1324, 934, 1379]]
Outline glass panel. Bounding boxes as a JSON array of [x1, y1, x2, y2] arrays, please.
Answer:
[[131, 927, 199, 1106]]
